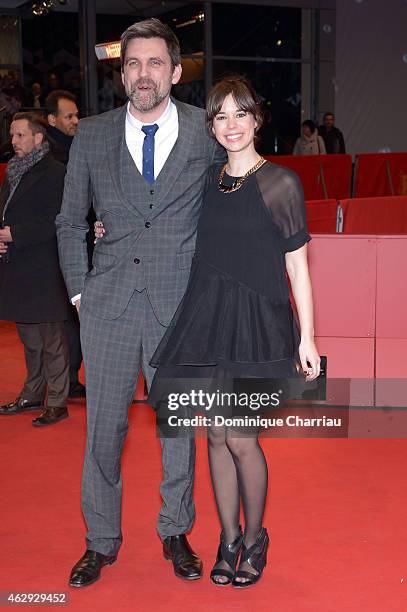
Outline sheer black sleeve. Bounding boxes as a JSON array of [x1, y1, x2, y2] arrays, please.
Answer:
[[256, 162, 311, 252]]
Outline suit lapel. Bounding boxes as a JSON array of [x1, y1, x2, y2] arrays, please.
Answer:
[[106, 105, 145, 218], [150, 99, 197, 214]]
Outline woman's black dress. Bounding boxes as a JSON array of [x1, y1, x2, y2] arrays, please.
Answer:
[[149, 160, 311, 410]]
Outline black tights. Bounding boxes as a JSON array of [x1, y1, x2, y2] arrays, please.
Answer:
[[208, 424, 268, 576]]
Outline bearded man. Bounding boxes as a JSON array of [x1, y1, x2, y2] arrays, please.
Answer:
[[56, 18, 224, 587]]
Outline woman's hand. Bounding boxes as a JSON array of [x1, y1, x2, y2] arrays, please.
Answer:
[[94, 220, 105, 244], [298, 338, 320, 381], [0, 226, 12, 242], [285, 245, 320, 381]]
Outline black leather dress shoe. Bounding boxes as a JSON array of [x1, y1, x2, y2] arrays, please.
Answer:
[[32, 406, 68, 427], [0, 397, 42, 415], [69, 550, 117, 588], [68, 382, 86, 398], [163, 534, 203, 580]]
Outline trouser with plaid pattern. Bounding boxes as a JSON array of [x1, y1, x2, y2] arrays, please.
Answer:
[[79, 289, 196, 556]]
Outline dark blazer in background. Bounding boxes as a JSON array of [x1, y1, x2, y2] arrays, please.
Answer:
[[318, 125, 346, 154], [47, 126, 73, 165], [0, 153, 68, 323]]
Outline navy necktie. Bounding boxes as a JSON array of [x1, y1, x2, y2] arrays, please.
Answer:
[[141, 124, 159, 183]]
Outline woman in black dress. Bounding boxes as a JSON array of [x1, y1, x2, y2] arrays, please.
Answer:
[[149, 76, 320, 587], [95, 76, 320, 588]]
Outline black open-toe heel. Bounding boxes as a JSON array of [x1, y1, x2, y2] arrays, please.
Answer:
[[210, 527, 243, 586], [232, 527, 269, 588]]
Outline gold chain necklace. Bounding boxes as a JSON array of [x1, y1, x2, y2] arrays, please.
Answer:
[[218, 157, 267, 193]]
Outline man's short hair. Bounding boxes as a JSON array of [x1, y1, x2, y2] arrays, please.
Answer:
[[120, 18, 181, 70], [45, 90, 77, 116], [323, 112, 335, 120], [12, 111, 48, 138]]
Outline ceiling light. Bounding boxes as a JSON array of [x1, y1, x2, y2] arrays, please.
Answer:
[[31, 1, 68, 16]]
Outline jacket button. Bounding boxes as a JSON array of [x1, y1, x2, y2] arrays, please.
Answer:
[[149, 203, 154, 209], [145, 221, 151, 228], [134, 258, 140, 264], [150, 189, 154, 195]]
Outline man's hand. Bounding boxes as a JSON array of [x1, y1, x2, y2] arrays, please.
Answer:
[[0, 241, 8, 254], [74, 298, 81, 313], [0, 226, 12, 242]]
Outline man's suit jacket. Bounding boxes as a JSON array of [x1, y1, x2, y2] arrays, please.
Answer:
[[0, 154, 68, 323], [56, 99, 224, 325]]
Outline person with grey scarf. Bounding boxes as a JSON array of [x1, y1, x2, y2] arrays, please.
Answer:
[[0, 111, 70, 426]]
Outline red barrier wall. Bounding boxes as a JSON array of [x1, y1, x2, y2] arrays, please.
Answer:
[[309, 235, 407, 407], [353, 152, 407, 197], [306, 199, 338, 233], [265, 154, 352, 200], [375, 237, 407, 405], [0, 163, 6, 185], [341, 196, 407, 234]]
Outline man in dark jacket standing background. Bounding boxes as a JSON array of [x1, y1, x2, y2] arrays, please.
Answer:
[[0, 112, 69, 426], [45, 90, 79, 164], [45, 90, 86, 399], [318, 112, 346, 154]]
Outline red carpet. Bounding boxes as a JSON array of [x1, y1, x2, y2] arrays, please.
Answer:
[[0, 321, 406, 611]]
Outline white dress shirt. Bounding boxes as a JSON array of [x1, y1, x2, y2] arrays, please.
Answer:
[[71, 99, 179, 304], [125, 98, 179, 179]]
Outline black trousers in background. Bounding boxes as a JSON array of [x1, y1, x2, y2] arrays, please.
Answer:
[[65, 304, 83, 386], [16, 322, 69, 407]]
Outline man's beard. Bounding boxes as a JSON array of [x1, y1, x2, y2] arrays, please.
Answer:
[[127, 77, 170, 113]]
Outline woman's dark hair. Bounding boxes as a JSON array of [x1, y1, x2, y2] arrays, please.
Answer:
[[302, 119, 316, 133], [206, 75, 264, 144], [120, 18, 181, 70]]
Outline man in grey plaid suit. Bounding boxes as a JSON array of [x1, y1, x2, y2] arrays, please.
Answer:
[[56, 19, 224, 588]]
